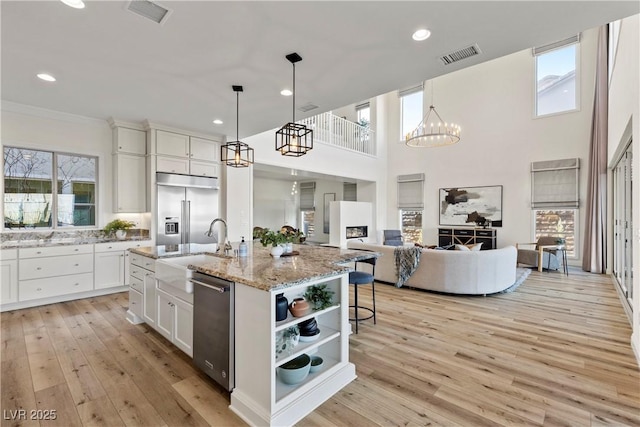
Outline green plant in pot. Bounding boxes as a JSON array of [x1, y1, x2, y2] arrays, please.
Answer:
[[304, 284, 334, 310], [104, 219, 135, 240], [260, 229, 288, 257]]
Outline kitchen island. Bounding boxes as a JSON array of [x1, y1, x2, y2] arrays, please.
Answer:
[[128, 241, 378, 426]]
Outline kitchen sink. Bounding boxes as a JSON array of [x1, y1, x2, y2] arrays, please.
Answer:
[[155, 254, 218, 295]]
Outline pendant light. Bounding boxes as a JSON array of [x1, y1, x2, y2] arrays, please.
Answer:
[[275, 52, 313, 156], [221, 85, 254, 168], [405, 80, 461, 147]]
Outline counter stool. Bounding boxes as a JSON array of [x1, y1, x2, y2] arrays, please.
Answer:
[[349, 257, 376, 334]]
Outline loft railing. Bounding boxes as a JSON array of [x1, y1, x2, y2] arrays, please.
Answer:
[[298, 112, 375, 155]]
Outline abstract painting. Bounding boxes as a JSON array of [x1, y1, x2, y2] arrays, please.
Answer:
[[439, 185, 503, 227]]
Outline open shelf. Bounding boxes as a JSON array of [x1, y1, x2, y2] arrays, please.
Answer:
[[274, 303, 340, 332], [275, 326, 340, 366], [275, 353, 339, 402]]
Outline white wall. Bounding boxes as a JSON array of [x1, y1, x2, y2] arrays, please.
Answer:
[[253, 178, 299, 231], [607, 14, 639, 364], [382, 27, 599, 265], [329, 201, 373, 248]]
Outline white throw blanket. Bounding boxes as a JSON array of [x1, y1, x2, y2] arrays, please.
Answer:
[[394, 246, 421, 288]]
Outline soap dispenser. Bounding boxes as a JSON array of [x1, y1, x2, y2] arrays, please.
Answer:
[[238, 236, 248, 257]]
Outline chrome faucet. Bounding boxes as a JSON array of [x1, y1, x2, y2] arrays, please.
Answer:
[[206, 218, 233, 254]]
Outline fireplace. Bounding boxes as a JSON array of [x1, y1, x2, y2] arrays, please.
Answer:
[[346, 226, 368, 239]]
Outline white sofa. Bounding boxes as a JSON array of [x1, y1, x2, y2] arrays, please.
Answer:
[[346, 241, 517, 295]]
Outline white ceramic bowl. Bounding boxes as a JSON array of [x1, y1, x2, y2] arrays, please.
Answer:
[[277, 354, 311, 385]]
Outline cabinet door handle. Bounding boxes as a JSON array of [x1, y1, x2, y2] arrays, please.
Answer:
[[36, 267, 42, 270], [36, 251, 42, 254], [120, 254, 124, 258], [74, 249, 79, 252], [74, 264, 79, 267], [74, 283, 79, 286], [37, 287, 42, 291]]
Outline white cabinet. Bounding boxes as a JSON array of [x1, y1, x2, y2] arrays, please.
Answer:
[[130, 253, 157, 327], [155, 130, 220, 177], [129, 287, 143, 319], [113, 153, 146, 213], [113, 127, 146, 155], [231, 273, 355, 426], [156, 288, 193, 357], [94, 241, 141, 289], [1, 249, 18, 304]]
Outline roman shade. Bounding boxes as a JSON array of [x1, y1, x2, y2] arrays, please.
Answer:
[[299, 182, 316, 210], [531, 158, 580, 208], [397, 84, 423, 98], [397, 173, 425, 209]]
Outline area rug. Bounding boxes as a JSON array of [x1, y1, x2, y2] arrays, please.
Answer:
[[500, 267, 531, 293]]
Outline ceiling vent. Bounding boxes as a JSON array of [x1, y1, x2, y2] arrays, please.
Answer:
[[298, 103, 318, 113], [440, 44, 482, 65], [127, 1, 171, 25]]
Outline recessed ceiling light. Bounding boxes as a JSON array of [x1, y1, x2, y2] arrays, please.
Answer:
[[280, 89, 293, 96], [412, 28, 431, 41], [60, 0, 85, 9], [213, 119, 223, 125], [37, 73, 56, 82]]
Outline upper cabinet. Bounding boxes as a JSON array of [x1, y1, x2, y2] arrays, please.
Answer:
[[153, 129, 221, 177], [156, 130, 190, 158], [109, 120, 148, 213], [189, 137, 219, 162], [113, 127, 146, 155]]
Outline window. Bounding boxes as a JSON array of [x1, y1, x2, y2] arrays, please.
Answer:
[[608, 20, 621, 83], [3, 147, 97, 229], [531, 158, 579, 257], [401, 209, 422, 245], [397, 173, 424, 244], [356, 102, 370, 128], [534, 35, 579, 117], [299, 182, 316, 238], [399, 86, 423, 140]]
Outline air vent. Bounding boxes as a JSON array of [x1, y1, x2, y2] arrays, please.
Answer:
[[298, 103, 318, 113], [127, 1, 171, 24], [440, 44, 482, 65]]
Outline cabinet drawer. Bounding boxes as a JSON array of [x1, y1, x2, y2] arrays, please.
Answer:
[[438, 229, 452, 235], [95, 241, 148, 253], [190, 160, 218, 178], [19, 254, 94, 280], [475, 230, 495, 237], [131, 254, 155, 272], [129, 288, 143, 318], [453, 229, 473, 236], [130, 276, 144, 293], [19, 273, 94, 301], [20, 244, 92, 258], [130, 266, 147, 282], [157, 156, 189, 174]]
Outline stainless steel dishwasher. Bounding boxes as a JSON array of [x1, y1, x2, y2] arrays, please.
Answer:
[[190, 271, 234, 391]]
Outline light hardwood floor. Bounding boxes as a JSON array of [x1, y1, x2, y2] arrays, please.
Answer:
[[2, 268, 639, 426]]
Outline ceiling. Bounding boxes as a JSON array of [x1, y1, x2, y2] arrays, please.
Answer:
[[2, 1, 638, 141]]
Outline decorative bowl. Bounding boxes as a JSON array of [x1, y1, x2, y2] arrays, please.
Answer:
[[299, 329, 321, 342], [310, 355, 324, 373], [277, 354, 311, 385]]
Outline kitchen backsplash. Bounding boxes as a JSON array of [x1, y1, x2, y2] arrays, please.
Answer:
[[1, 228, 150, 244]]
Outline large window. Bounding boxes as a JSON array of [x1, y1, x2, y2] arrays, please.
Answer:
[[534, 209, 577, 257], [3, 147, 97, 229], [299, 182, 316, 238], [397, 173, 424, 245], [534, 36, 579, 117], [401, 209, 422, 245], [399, 87, 423, 140], [356, 102, 370, 128]]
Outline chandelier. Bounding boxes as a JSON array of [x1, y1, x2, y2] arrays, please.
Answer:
[[275, 52, 313, 157], [406, 82, 461, 148], [221, 85, 254, 168]]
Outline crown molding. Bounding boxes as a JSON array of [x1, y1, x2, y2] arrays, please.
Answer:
[[143, 119, 224, 142], [1, 101, 107, 127]]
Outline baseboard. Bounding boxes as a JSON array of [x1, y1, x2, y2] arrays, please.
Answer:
[[1, 286, 128, 312]]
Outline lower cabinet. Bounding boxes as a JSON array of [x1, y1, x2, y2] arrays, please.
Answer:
[[129, 288, 143, 319], [1, 250, 18, 304], [95, 251, 126, 289], [156, 288, 193, 357]]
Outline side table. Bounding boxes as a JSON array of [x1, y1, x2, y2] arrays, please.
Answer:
[[538, 245, 568, 275]]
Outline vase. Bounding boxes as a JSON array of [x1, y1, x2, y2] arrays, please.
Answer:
[[275, 293, 289, 321], [115, 230, 127, 240], [270, 245, 284, 258], [289, 297, 310, 317], [284, 242, 293, 253]]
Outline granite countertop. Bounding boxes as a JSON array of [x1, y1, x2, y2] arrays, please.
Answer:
[[2, 235, 151, 249], [132, 241, 380, 291]]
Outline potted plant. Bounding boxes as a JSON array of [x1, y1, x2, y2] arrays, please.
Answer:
[[259, 229, 287, 257], [303, 284, 334, 310], [104, 219, 136, 240]]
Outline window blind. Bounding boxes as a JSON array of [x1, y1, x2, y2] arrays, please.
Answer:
[[531, 158, 579, 208], [343, 182, 357, 202], [533, 34, 580, 56], [397, 84, 423, 98], [355, 102, 370, 111], [299, 182, 316, 210], [397, 173, 424, 209]]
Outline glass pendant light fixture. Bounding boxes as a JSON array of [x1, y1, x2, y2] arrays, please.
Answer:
[[275, 52, 313, 157], [406, 81, 461, 147], [221, 85, 254, 168]]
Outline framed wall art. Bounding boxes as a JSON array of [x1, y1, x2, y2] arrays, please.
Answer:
[[439, 185, 503, 227]]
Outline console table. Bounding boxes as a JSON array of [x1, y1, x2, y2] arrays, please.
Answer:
[[438, 227, 497, 250]]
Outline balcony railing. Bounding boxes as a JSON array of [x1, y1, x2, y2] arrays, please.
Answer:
[[299, 112, 375, 155]]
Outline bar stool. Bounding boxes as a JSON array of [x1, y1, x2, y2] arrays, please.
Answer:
[[349, 257, 376, 334]]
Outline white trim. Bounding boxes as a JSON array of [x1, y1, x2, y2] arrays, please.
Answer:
[[0, 285, 128, 312], [1, 101, 107, 126], [143, 119, 224, 142]]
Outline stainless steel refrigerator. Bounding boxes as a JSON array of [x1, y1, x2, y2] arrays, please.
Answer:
[[156, 172, 220, 245]]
